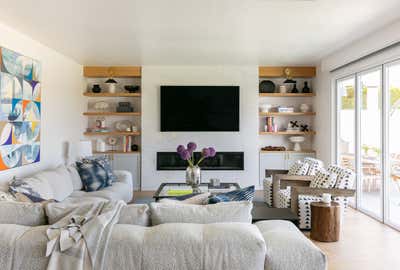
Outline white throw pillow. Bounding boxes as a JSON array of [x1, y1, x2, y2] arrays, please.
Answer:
[[34, 166, 74, 202], [288, 161, 310, 176], [150, 201, 253, 225], [67, 165, 83, 191], [159, 192, 211, 205]]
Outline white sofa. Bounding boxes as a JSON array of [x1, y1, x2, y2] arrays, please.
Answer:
[[0, 202, 327, 270], [6, 166, 133, 204]]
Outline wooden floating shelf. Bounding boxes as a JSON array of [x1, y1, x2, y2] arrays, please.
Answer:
[[83, 92, 141, 97], [260, 150, 316, 154], [259, 112, 316, 116], [93, 151, 140, 155], [259, 131, 316, 135], [259, 66, 316, 78], [83, 112, 141, 116], [84, 131, 141, 136], [83, 66, 141, 78], [259, 93, 315, 97]]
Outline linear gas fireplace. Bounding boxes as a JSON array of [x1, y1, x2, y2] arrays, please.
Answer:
[[157, 152, 244, 171]]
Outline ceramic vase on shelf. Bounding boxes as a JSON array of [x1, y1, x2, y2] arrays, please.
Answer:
[[302, 81, 311, 93], [186, 165, 201, 193], [105, 78, 117, 93], [291, 83, 299, 93], [300, 104, 311, 112]]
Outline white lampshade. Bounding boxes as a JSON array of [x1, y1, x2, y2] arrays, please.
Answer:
[[78, 140, 93, 158]]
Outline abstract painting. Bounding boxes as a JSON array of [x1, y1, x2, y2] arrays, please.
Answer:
[[0, 47, 41, 170]]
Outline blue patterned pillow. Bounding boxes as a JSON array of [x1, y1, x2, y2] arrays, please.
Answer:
[[207, 185, 255, 204], [76, 157, 115, 192]]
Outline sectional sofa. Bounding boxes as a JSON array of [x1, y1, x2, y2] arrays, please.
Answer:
[[0, 167, 327, 270]]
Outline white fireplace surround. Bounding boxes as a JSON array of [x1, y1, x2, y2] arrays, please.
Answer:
[[141, 66, 259, 191]]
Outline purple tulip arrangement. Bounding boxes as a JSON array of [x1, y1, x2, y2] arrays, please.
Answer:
[[177, 142, 216, 167]]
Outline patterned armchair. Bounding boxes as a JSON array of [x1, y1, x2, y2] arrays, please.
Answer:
[[277, 165, 356, 229], [263, 158, 323, 207]]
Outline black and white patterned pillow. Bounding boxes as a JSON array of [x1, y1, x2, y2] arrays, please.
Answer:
[[303, 157, 324, 176], [288, 161, 310, 176], [335, 168, 355, 189], [310, 169, 337, 188]]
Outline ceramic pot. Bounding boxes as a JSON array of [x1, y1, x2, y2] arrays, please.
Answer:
[[300, 104, 311, 112]]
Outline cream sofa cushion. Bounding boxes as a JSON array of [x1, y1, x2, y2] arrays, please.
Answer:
[[150, 201, 253, 225], [0, 201, 46, 226]]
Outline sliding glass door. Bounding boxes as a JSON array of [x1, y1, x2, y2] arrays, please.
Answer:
[[386, 61, 400, 228], [358, 68, 382, 219]]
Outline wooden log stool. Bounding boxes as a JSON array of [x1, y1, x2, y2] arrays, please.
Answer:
[[310, 202, 341, 242]]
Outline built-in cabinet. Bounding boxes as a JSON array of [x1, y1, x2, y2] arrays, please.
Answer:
[[83, 66, 142, 191], [111, 153, 141, 190]]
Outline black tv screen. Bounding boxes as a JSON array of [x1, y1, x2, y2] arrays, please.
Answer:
[[160, 86, 240, 131]]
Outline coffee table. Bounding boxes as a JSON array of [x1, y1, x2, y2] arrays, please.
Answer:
[[153, 182, 241, 201], [251, 202, 299, 225]]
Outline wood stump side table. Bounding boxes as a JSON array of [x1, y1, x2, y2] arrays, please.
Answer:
[[310, 202, 341, 242]]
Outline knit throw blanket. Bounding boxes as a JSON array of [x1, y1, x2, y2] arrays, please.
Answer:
[[45, 200, 125, 270]]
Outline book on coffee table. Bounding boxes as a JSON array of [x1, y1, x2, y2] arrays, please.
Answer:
[[166, 190, 193, 196]]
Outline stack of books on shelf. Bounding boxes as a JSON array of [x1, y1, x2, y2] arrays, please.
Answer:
[[264, 117, 278, 132], [122, 136, 132, 152]]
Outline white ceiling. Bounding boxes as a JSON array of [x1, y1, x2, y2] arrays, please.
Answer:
[[0, 0, 399, 65]]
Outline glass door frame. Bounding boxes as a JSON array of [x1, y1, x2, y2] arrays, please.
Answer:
[[383, 60, 400, 231], [335, 66, 386, 222]]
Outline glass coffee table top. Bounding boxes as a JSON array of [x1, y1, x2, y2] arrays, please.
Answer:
[[154, 182, 240, 200]]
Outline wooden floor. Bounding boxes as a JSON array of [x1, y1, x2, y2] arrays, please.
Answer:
[[309, 208, 400, 270], [133, 191, 400, 269]]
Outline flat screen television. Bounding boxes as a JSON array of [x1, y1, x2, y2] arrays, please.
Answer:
[[160, 86, 239, 132]]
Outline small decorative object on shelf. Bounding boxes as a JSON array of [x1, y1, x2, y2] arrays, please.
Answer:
[[92, 84, 101, 93], [299, 104, 311, 112], [131, 144, 139, 152], [260, 103, 272, 113], [116, 102, 134, 112], [107, 136, 118, 151], [291, 83, 299, 93], [279, 85, 287, 93], [95, 117, 106, 129], [177, 142, 216, 193], [287, 121, 300, 131], [265, 117, 278, 132], [261, 146, 286, 151], [302, 81, 311, 93], [283, 68, 296, 83], [96, 139, 106, 152], [289, 136, 305, 151], [93, 101, 110, 111], [105, 77, 118, 93], [259, 80, 276, 93], [300, 124, 309, 132], [115, 120, 133, 132], [124, 85, 140, 93]]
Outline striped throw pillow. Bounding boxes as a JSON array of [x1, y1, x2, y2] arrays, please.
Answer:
[[207, 186, 255, 204]]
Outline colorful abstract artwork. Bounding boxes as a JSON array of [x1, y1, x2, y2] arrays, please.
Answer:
[[0, 47, 41, 171]]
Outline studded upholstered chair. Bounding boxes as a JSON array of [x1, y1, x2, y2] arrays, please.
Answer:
[[277, 164, 356, 229]]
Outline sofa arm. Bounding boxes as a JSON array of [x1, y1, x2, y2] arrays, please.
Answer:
[[290, 187, 356, 214], [114, 170, 133, 190]]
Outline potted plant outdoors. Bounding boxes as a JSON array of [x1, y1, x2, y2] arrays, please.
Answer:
[[177, 142, 216, 193]]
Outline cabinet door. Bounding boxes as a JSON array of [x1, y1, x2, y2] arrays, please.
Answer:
[[286, 153, 316, 169], [259, 152, 286, 181], [113, 154, 141, 191]]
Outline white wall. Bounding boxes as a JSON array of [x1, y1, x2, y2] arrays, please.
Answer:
[[141, 66, 259, 190], [315, 19, 400, 165], [0, 22, 85, 188]]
